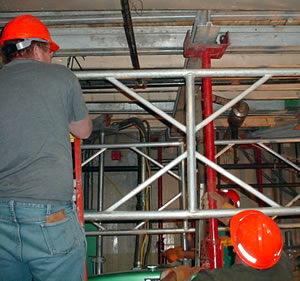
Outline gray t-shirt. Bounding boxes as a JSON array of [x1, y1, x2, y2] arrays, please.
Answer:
[[0, 59, 88, 204]]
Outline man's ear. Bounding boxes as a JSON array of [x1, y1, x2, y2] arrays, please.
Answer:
[[31, 44, 42, 61]]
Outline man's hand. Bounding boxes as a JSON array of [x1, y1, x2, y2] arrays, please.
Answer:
[[202, 191, 235, 226], [202, 191, 235, 209], [202, 191, 224, 209], [160, 265, 201, 281], [162, 247, 185, 263]]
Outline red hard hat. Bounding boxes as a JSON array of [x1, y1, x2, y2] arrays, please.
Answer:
[[218, 189, 241, 208], [230, 210, 283, 269], [0, 15, 59, 52]]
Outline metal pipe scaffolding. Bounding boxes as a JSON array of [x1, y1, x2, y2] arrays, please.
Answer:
[[77, 68, 300, 216], [105, 152, 187, 211], [84, 207, 300, 221], [74, 68, 300, 80], [75, 68, 300, 271], [85, 221, 300, 237]]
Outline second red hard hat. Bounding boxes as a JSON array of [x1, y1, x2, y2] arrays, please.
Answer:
[[218, 189, 241, 208]]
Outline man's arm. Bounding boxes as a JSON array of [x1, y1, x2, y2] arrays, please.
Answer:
[[202, 191, 236, 226], [69, 114, 93, 139]]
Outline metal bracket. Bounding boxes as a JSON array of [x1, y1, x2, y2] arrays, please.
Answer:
[[183, 30, 230, 59]]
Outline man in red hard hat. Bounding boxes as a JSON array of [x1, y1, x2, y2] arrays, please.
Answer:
[[163, 189, 240, 263], [0, 15, 92, 281], [217, 189, 240, 208], [160, 210, 293, 281]]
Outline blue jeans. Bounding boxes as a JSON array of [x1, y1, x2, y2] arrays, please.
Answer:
[[0, 200, 87, 281]]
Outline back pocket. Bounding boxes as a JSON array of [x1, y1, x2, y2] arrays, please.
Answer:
[[41, 214, 80, 256]]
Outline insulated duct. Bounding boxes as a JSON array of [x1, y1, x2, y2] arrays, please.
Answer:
[[212, 95, 249, 139]]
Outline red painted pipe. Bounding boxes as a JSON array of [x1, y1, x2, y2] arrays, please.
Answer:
[[74, 138, 88, 281], [74, 138, 85, 227], [202, 50, 223, 269]]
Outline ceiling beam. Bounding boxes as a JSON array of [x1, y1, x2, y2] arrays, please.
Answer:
[[2, 10, 300, 26], [46, 25, 300, 57], [1, 1, 300, 11]]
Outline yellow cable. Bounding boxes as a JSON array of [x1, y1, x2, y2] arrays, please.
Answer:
[[134, 124, 153, 266]]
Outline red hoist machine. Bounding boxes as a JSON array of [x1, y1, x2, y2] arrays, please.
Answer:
[[183, 30, 230, 269]]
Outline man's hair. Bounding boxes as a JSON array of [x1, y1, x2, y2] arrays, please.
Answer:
[[1, 39, 49, 63]]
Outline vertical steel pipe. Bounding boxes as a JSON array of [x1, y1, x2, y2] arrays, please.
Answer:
[[185, 74, 197, 212], [96, 132, 105, 274], [179, 143, 189, 264], [157, 146, 165, 264]]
